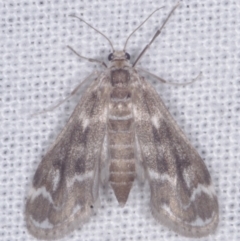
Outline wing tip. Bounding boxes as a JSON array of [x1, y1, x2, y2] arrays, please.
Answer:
[[150, 202, 219, 238], [25, 204, 95, 240]]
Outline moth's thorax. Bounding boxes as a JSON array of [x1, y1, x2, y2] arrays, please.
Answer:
[[110, 69, 130, 86], [107, 65, 135, 205]]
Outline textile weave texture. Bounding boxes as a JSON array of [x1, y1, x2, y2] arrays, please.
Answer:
[[1, 0, 239, 240]]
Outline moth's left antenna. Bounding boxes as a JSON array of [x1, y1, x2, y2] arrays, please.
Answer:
[[70, 15, 114, 52]]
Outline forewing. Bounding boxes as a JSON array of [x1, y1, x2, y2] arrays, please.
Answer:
[[133, 76, 218, 237], [25, 77, 109, 240]]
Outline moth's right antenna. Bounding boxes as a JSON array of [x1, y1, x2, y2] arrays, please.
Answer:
[[133, 2, 180, 67], [123, 6, 164, 51]]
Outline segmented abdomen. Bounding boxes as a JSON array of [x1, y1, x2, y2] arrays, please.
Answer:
[[108, 86, 135, 205]]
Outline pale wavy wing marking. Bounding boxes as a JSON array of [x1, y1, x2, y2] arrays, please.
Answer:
[[25, 76, 109, 240], [133, 75, 218, 237]]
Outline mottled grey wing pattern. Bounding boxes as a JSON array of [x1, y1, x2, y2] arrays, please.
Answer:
[[133, 76, 218, 237], [25, 77, 109, 240]]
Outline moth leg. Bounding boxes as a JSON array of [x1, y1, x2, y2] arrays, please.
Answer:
[[67, 45, 107, 68], [137, 67, 202, 86], [30, 71, 97, 117]]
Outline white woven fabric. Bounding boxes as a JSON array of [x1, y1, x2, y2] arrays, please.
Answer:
[[1, 0, 239, 240]]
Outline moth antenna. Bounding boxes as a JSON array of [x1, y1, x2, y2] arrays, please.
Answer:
[[133, 2, 180, 67], [123, 6, 164, 51], [70, 14, 114, 52]]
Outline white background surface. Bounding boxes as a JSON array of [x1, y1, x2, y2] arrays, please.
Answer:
[[1, 0, 239, 240]]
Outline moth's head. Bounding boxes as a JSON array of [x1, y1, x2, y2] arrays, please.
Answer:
[[108, 50, 131, 68]]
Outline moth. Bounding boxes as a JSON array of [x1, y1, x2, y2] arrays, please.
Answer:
[[25, 4, 218, 240]]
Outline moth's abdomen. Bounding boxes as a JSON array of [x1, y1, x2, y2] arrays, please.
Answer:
[[108, 82, 135, 205]]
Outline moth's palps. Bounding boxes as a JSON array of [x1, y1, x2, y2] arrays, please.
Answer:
[[25, 3, 218, 240]]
